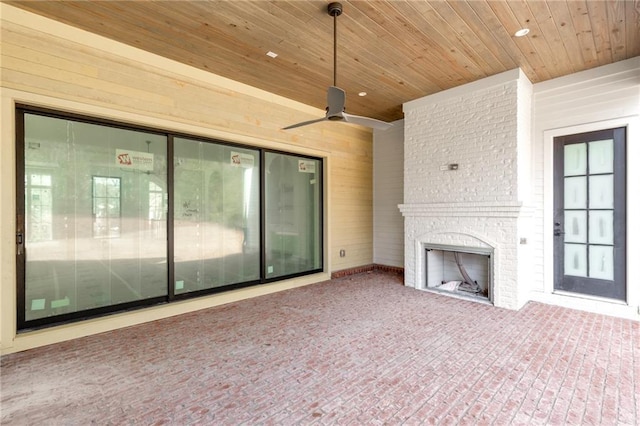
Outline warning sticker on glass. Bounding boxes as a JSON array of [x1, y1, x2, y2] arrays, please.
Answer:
[[298, 160, 316, 173], [115, 149, 154, 171], [230, 151, 254, 168]]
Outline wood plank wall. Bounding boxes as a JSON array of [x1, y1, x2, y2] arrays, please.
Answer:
[[373, 123, 404, 269], [0, 5, 374, 351]]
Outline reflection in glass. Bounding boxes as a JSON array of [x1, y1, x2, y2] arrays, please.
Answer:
[[564, 244, 587, 277], [589, 211, 614, 245], [588, 139, 614, 174], [265, 153, 322, 279], [589, 245, 614, 280], [564, 177, 587, 209], [564, 143, 587, 176], [24, 114, 168, 322], [589, 175, 614, 209], [173, 138, 260, 294], [93, 176, 121, 238], [26, 174, 53, 242], [564, 211, 587, 243]]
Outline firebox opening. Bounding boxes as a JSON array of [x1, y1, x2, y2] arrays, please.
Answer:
[[425, 247, 492, 302]]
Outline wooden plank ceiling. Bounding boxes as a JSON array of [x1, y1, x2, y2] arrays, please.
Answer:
[[8, 0, 640, 123]]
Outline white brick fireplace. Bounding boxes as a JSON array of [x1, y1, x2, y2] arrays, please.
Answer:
[[399, 69, 533, 310]]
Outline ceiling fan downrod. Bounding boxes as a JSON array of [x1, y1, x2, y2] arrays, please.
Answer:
[[281, 1, 392, 131], [328, 2, 342, 87]]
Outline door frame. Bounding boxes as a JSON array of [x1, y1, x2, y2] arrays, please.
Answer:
[[543, 117, 638, 311], [552, 128, 626, 300]]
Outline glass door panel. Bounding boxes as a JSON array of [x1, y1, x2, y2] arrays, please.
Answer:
[[264, 152, 322, 279], [173, 138, 260, 294], [564, 143, 587, 175], [564, 211, 587, 243], [588, 175, 613, 208], [588, 211, 614, 245], [22, 113, 168, 324], [563, 177, 587, 209]]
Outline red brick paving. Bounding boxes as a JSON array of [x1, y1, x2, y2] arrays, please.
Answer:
[[1, 271, 638, 425]]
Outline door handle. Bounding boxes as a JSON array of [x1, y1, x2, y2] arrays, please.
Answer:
[[554, 222, 565, 237], [17, 214, 25, 256], [16, 232, 24, 255]]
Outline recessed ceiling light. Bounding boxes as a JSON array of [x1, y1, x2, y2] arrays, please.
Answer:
[[266, 51, 278, 58], [514, 28, 530, 37], [358, 91, 367, 97]]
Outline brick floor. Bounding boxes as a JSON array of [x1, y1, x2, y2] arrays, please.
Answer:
[[1, 271, 639, 425]]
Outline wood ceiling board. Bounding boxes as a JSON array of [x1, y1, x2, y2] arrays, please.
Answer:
[[567, 0, 601, 70], [464, 0, 543, 82], [518, 1, 577, 77], [5, 0, 638, 123], [424, 0, 509, 74], [626, 1, 640, 58], [586, 0, 615, 66], [605, 0, 627, 63], [403, 1, 497, 80], [139, 2, 335, 113], [486, 0, 553, 82], [443, 1, 520, 72], [543, 1, 587, 75], [348, 3, 471, 92]]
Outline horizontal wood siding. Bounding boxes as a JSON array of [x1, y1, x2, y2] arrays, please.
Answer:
[[532, 58, 640, 295], [373, 122, 404, 268]]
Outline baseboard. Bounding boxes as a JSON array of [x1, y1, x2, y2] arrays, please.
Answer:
[[331, 264, 404, 282]]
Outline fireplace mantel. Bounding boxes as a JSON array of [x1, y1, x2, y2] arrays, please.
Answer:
[[399, 201, 534, 218]]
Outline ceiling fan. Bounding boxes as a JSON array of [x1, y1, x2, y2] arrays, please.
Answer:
[[283, 2, 393, 131]]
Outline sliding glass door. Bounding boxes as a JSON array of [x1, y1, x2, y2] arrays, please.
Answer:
[[265, 152, 322, 279], [17, 107, 323, 329], [19, 112, 168, 325], [173, 138, 260, 294]]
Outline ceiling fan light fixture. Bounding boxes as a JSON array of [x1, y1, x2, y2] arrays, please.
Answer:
[[514, 28, 530, 37]]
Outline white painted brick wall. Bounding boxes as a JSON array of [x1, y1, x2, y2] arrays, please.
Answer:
[[401, 212, 521, 309], [404, 82, 519, 204], [400, 69, 532, 310]]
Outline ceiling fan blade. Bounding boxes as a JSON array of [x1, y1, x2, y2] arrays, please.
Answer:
[[327, 86, 346, 116], [282, 117, 328, 130], [342, 112, 393, 130]]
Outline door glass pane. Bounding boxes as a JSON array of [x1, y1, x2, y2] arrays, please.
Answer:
[[173, 138, 260, 294], [589, 175, 613, 209], [564, 177, 587, 209], [265, 153, 322, 279], [24, 114, 168, 322], [564, 244, 587, 277], [588, 139, 613, 174], [589, 211, 614, 245], [589, 246, 614, 280], [564, 211, 587, 243], [564, 143, 587, 176]]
